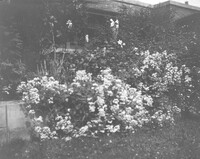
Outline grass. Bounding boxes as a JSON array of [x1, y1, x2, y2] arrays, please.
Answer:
[[1, 118, 200, 159]]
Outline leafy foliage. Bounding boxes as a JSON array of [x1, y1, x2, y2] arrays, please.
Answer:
[[117, 7, 194, 54], [0, 12, 26, 100], [17, 66, 182, 140]]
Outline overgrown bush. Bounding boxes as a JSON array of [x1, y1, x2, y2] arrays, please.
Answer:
[[18, 66, 181, 141], [62, 47, 191, 114]]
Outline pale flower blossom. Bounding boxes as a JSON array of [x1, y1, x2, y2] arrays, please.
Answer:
[[65, 136, 72, 142], [117, 39, 125, 48], [110, 19, 115, 27], [66, 20, 72, 29], [34, 116, 43, 123], [85, 34, 89, 43], [28, 109, 35, 115]]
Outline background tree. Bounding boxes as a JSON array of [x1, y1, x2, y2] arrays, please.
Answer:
[[0, 3, 26, 100]]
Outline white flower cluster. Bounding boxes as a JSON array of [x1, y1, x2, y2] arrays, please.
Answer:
[[17, 76, 67, 105], [17, 76, 69, 140], [117, 39, 125, 48], [133, 50, 191, 96], [55, 115, 74, 134], [73, 70, 92, 82], [35, 126, 57, 140], [18, 66, 182, 141], [110, 19, 119, 28], [110, 19, 119, 40], [17, 81, 40, 104], [66, 19, 72, 29], [84, 68, 152, 133]]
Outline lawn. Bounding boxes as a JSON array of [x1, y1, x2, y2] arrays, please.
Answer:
[[1, 118, 200, 159]]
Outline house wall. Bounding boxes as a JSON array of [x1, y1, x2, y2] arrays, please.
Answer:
[[154, 1, 200, 21], [171, 5, 200, 20], [86, 0, 150, 15]]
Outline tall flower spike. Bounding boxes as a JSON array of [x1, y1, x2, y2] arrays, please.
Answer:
[[115, 19, 119, 29], [85, 34, 89, 43], [110, 19, 115, 27]]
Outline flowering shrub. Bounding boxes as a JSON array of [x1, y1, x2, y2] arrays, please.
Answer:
[[18, 68, 180, 141], [130, 50, 191, 97], [169, 67, 200, 116], [124, 50, 191, 122]]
